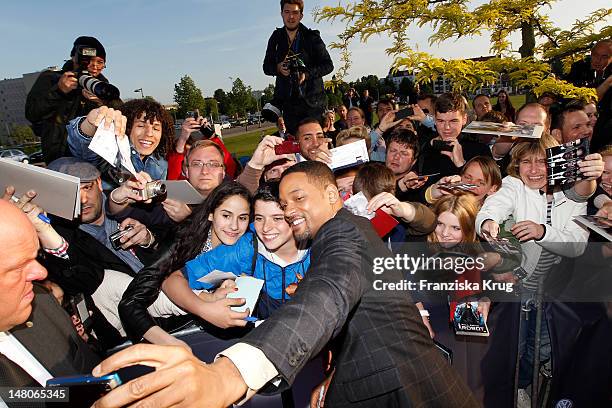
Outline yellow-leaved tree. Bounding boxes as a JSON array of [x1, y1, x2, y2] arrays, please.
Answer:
[[316, 0, 611, 100]]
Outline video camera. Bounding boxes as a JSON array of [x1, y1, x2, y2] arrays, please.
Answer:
[[73, 46, 120, 101]]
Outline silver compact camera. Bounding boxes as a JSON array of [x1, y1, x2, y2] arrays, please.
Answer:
[[136, 180, 167, 200], [109, 225, 134, 250]]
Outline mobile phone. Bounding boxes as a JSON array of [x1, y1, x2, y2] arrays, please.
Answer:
[[370, 209, 399, 238], [417, 172, 440, 180], [395, 107, 414, 120], [432, 139, 453, 152], [274, 140, 301, 155], [47, 373, 122, 406]]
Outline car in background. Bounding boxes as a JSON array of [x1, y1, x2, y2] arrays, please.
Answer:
[[0, 148, 29, 163], [220, 121, 231, 129], [28, 150, 44, 164]]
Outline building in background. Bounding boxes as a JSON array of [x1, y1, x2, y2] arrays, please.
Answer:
[[0, 70, 44, 145]]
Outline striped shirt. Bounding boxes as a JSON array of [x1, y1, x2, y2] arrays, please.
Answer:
[[523, 198, 559, 291]]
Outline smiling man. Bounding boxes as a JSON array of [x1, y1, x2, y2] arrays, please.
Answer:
[[67, 100, 175, 190], [92, 160, 476, 408]]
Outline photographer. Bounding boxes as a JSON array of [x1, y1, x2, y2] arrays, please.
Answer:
[[25, 36, 119, 163], [263, 0, 333, 135]]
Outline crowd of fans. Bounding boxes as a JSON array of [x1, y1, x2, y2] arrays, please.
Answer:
[[1, 2, 611, 406]]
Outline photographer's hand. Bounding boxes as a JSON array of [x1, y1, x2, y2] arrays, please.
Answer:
[[58, 71, 78, 94], [408, 104, 427, 124], [247, 135, 292, 170], [277, 62, 290, 77], [441, 140, 466, 167], [378, 111, 401, 133], [108, 172, 153, 214], [298, 72, 306, 85], [116, 218, 153, 249]]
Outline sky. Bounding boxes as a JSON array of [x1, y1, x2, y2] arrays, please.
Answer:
[[0, 0, 609, 104]]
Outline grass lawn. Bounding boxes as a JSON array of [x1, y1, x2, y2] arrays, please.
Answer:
[[222, 126, 277, 158]]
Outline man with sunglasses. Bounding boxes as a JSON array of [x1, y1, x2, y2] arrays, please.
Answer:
[[26, 36, 116, 163]]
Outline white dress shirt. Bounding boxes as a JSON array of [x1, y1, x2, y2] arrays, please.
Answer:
[[0, 331, 53, 386]]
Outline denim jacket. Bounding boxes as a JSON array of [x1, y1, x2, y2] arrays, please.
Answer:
[[67, 117, 167, 189]]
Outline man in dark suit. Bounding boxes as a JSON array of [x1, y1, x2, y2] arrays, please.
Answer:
[[93, 161, 476, 407], [0, 200, 99, 394]]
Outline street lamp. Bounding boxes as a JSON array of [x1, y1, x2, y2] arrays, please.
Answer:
[[134, 88, 144, 98]]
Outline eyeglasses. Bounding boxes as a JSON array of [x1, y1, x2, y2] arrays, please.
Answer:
[[189, 161, 224, 170]]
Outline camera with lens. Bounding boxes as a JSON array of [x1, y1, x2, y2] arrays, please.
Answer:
[[136, 180, 167, 201], [284, 53, 307, 75], [73, 46, 120, 101], [109, 225, 134, 250]]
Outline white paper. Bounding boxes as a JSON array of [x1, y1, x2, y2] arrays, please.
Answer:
[[0, 158, 81, 220], [88, 120, 137, 175], [464, 121, 544, 139], [343, 191, 375, 220], [196, 269, 237, 286], [329, 139, 369, 170], [227, 276, 264, 315]]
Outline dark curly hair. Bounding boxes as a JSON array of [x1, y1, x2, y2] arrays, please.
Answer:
[[120, 98, 175, 158], [161, 181, 251, 274]]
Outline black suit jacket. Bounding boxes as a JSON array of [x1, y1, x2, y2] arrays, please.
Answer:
[[243, 209, 476, 406], [0, 286, 100, 389]]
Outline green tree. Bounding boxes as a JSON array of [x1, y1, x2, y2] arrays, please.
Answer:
[[316, 1, 611, 99], [228, 78, 257, 117], [260, 84, 276, 108], [214, 88, 231, 116], [11, 125, 36, 145], [204, 98, 219, 121], [173, 75, 206, 119]]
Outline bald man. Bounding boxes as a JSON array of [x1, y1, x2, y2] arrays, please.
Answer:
[[0, 200, 99, 390]]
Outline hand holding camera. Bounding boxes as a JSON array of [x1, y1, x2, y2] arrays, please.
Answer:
[[109, 218, 153, 250], [58, 71, 79, 94], [109, 172, 163, 206]]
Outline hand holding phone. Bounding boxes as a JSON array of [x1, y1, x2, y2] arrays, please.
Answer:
[[274, 140, 301, 155], [395, 107, 415, 120], [47, 373, 122, 406]]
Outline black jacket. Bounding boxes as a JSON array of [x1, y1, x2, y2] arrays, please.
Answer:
[[1, 286, 100, 389], [25, 60, 111, 163], [118, 238, 180, 342], [263, 23, 333, 109], [243, 209, 477, 406]]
